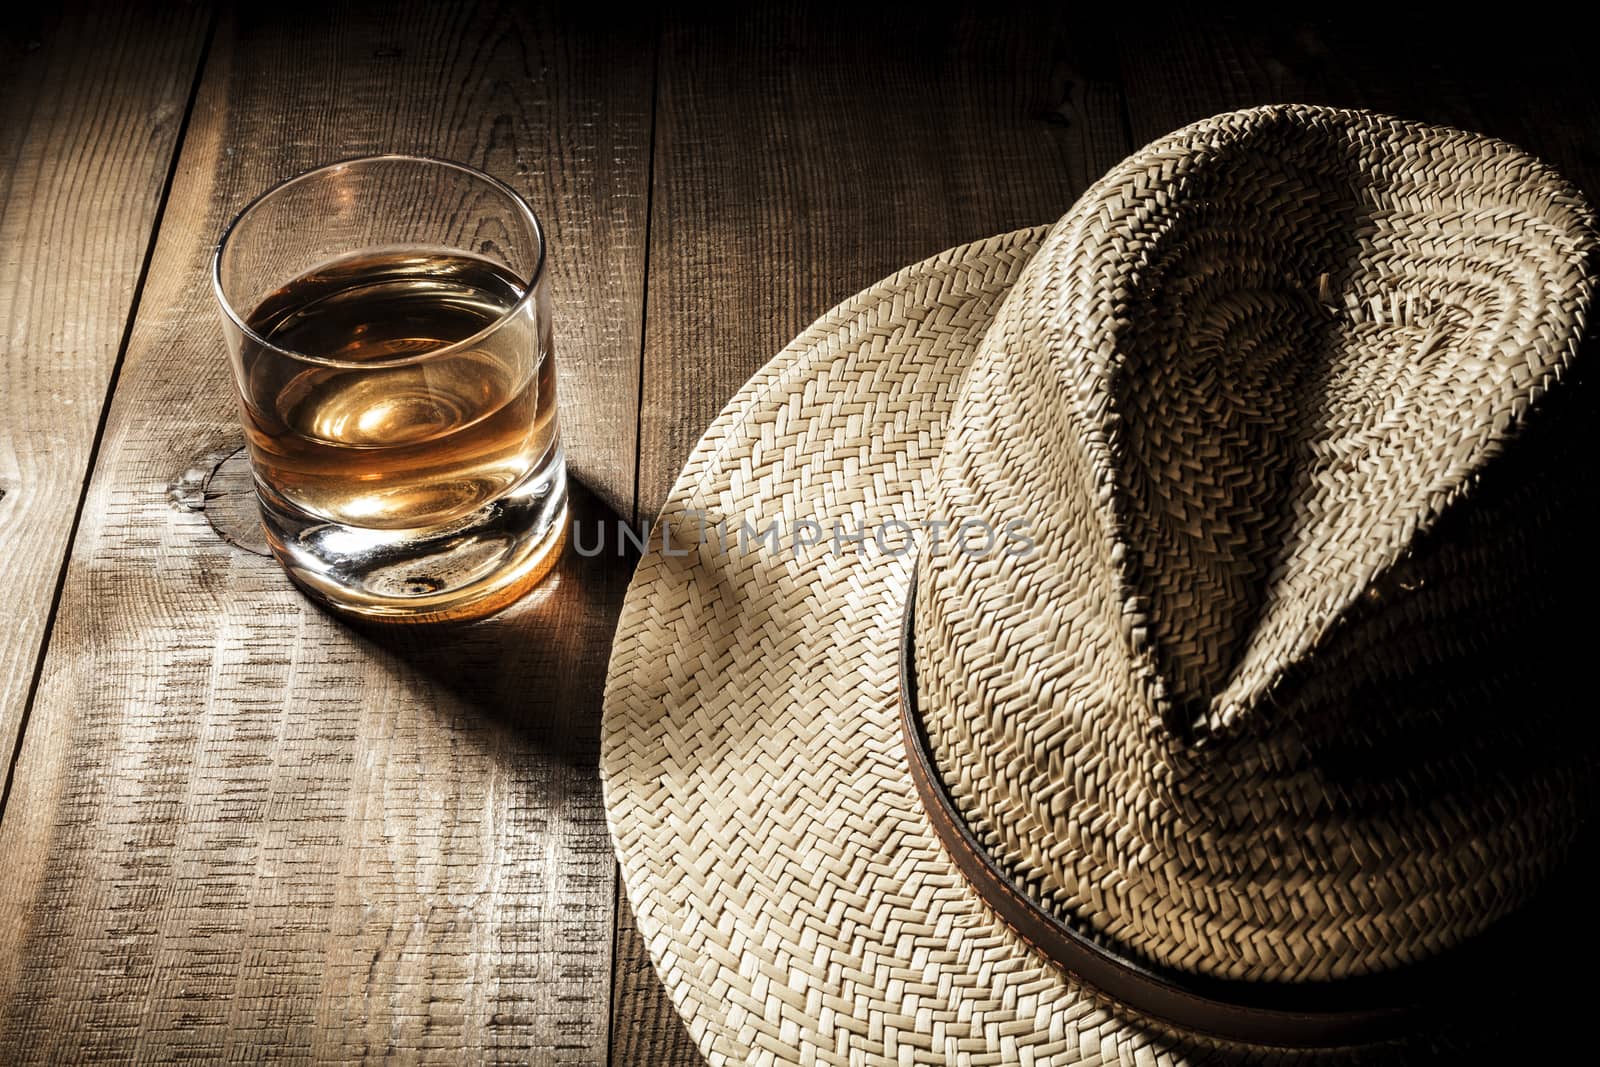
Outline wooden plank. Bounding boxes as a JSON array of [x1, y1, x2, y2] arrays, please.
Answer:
[[611, 7, 1130, 1061], [0, 3, 653, 1063], [633, 5, 1130, 522], [609, 896, 696, 1066], [0, 3, 210, 803]]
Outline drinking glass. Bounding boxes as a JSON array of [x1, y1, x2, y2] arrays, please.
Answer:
[[213, 156, 566, 622]]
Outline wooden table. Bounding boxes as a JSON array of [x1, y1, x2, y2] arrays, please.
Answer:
[[2, 5, 1594, 1063]]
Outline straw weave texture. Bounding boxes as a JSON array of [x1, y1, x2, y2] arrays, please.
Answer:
[[914, 105, 1598, 985], [603, 106, 1597, 1064]]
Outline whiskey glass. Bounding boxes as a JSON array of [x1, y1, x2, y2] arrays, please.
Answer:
[[213, 156, 566, 623]]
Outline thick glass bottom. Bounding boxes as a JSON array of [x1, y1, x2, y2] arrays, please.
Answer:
[[257, 447, 567, 624]]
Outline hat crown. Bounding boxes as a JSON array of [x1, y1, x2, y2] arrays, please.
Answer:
[[914, 106, 1598, 983]]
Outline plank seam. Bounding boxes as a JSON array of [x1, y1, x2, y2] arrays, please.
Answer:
[[609, 12, 664, 1066], [0, 5, 221, 823], [626, 18, 664, 535]]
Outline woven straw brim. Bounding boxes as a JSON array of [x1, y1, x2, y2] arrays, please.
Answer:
[[600, 231, 1486, 1065]]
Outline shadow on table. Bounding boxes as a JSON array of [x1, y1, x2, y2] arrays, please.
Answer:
[[345, 476, 642, 766]]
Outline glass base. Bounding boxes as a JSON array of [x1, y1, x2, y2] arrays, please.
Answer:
[[257, 449, 568, 624]]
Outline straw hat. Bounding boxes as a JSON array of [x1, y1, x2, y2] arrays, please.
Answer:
[[601, 105, 1599, 1063]]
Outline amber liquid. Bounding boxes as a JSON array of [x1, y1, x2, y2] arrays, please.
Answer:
[[240, 249, 556, 530]]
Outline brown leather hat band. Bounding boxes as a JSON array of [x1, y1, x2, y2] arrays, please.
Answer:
[[896, 566, 1428, 1049]]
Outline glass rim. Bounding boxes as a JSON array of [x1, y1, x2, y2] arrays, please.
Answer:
[[211, 153, 548, 370]]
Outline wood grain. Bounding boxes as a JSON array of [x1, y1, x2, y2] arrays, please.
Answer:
[[633, 4, 1129, 521], [611, 7, 1130, 1061], [608, 896, 696, 1066], [0, 2, 210, 803], [0, 3, 653, 1063], [7, 7, 1595, 1062]]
